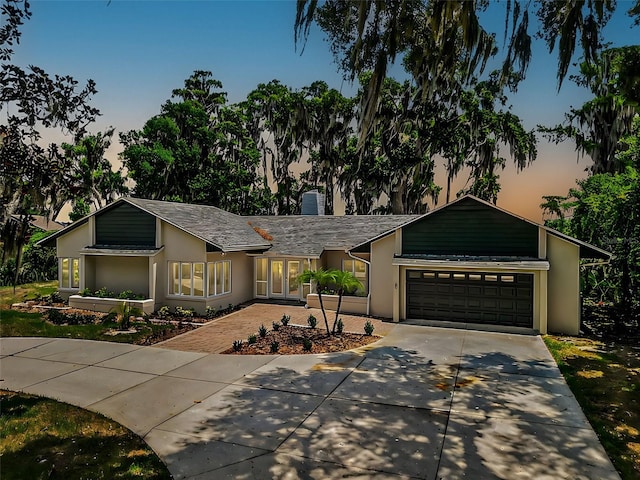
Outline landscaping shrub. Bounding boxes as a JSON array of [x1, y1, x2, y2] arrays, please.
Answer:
[[336, 318, 344, 334], [302, 338, 313, 352], [94, 287, 115, 298], [272, 321, 281, 331], [307, 314, 317, 329], [364, 320, 374, 335], [175, 306, 194, 318], [281, 314, 290, 326], [47, 310, 98, 326], [270, 341, 279, 353], [156, 306, 171, 319], [247, 334, 257, 344], [232, 339, 243, 352], [258, 324, 268, 337]]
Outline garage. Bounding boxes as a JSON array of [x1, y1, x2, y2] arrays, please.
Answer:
[[406, 270, 534, 328]]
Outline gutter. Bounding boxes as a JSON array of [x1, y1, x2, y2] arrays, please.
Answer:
[[347, 250, 371, 316], [581, 259, 612, 267]]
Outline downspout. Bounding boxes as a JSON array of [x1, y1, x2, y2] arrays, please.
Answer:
[[347, 250, 371, 316]]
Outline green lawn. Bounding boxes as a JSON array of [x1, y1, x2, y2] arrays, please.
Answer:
[[0, 390, 171, 479], [1, 281, 183, 344], [544, 336, 640, 479]]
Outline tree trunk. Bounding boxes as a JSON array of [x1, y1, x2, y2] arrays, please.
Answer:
[[317, 292, 331, 336], [332, 289, 344, 334]]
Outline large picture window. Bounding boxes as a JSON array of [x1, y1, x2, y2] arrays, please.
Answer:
[[169, 262, 206, 297], [207, 260, 231, 296], [60, 258, 79, 289], [343, 259, 368, 294]]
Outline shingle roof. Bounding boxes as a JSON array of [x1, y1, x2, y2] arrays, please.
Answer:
[[245, 215, 420, 257], [125, 198, 271, 251]]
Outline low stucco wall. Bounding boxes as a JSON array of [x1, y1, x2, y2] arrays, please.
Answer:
[[69, 295, 155, 315], [306, 294, 368, 315]]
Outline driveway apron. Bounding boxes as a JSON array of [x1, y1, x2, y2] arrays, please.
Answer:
[[0, 326, 620, 480]]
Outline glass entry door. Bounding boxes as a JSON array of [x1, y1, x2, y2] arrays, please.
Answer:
[[287, 261, 300, 299], [270, 260, 284, 296], [268, 259, 302, 299]]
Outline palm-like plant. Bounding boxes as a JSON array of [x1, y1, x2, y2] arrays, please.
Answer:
[[329, 269, 363, 334], [299, 268, 364, 336], [298, 268, 336, 336]]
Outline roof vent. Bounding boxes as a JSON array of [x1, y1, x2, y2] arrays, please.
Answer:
[[301, 190, 325, 216]]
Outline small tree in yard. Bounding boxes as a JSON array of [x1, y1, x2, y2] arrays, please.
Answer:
[[330, 269, 362, 334], [298, 268, 336, 336], [299, 268, 363, 336]]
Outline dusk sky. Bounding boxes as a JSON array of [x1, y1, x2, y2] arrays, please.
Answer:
[[13, 1, 639, 221]]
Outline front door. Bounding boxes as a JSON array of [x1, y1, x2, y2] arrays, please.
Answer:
[[267, 259, 304, 300]]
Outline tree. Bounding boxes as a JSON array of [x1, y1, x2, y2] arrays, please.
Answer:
[[61, 129, 129, 212], [244, 80, 306, 214], [298, 268, 364, 336], [542, 117, 640, 328], [0, 0, 100, 289], [299, 81, 355, 215], [541, 46, 640, 174], [453, 71, 537, 204], [298, 268, 336, 336], [329, 269, 363, 334], [295, 1, 639, 145], [121, 71, 273, 214]]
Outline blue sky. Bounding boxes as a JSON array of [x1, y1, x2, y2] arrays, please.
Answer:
[[13, 1, 640, 220]]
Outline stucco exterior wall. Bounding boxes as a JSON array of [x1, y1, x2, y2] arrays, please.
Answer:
[[547, 234, 581, 335], [94, 256, 149, 296], [56, 222, 91, 258], [162, 222, 206, 262], [324, 250, 352, 271], [369, 234, 396, 319]]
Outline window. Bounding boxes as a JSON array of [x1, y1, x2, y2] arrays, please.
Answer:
[[302, 259, 317, 297], [469, 274, 482, 281], [485, 274, 498, 282], [207, 260, 231, 296], [256, 258, 267, 297], [453, 273, 466, 280], [60, 258, 79, 289], [343, 259, 368, 294], [500, 275, 515, 283], [169, 261, 208, 297]]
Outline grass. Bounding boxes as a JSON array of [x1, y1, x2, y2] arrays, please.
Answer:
[[0, 390, 171, 479], [544, 335, 640, 479], [0, 281, 58, 307], [0, 281, 184, 344]]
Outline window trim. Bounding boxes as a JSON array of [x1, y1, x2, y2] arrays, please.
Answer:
[[207, 260, 232, 297], [169, 261, 217, 298]]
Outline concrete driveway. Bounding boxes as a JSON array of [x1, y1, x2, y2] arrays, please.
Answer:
[[0, 325, 620, 479]]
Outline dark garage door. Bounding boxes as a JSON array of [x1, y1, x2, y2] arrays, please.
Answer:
[[406, 270, 533, 328]]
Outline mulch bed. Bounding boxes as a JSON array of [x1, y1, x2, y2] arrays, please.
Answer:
[[221, 325, 381, 355]]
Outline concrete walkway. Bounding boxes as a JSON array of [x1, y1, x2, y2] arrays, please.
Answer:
[[0, 325, 620, 479]]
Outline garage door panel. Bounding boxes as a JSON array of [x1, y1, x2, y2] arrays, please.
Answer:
[[406, 270, 533, 328]]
